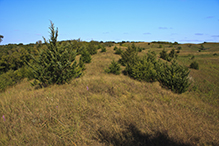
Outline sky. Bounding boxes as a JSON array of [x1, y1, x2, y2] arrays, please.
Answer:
[[0, 0, 219, 45]]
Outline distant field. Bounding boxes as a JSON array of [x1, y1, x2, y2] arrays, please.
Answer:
[[0, 42, 218, 145]]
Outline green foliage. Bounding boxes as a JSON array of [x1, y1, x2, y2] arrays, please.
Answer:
[[126, 56, 157, 82], [87, 42, 97, 55], [190, 61, 199, 70], [151, 41, 177, 45], [173, 41, 179, 45], [213, 53, 218, 56], [176, 50, 180, 53], [101, 46, 106, 52], [114, 46, 118, 50], [146, 51, 157, 64], [0, 67, 31, 92], [119, 45, 138, 66], [160, 49, 177, 62], [137, 47, 143, 52], [104, 41, 114, 47], [0, 35, 3, 43], [177, 46, 182, 50], [27, 21, 82, 87], [158, 45, 163, 48], [169, 49, 178, 59], [80, 48, 91, 63], [97, 44, 102, 49], [115, 47, 123, 55], [79, 57, 86, 71], [157, 60, 191, 93], [159, 49, 168, 60], [200, 44, 205, 50], [0, 47, 30, 74], [105, 59, 121, 75]]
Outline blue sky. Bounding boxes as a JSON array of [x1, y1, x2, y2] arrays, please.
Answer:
[[0, 0, 219, 45]]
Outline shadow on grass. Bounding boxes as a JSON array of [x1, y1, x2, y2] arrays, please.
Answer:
[[95, 123, 192, 146]]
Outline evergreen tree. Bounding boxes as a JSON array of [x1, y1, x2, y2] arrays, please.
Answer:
[[190, 61, 199, 70], [101, 46, 106, 52], [79, 56, 86, 71], [87, 42, 97, 55], [105, 59, 121, 75], [119, 45, 138, 66], [0, 35, 3, 43], [159, 49, 168, 60], [169, 49, 178, 59], [80, 47, 91, 63], [128, 57, 157, 82], [27, 21, 82, 87], [157, 60, 190, 93], [115, 47, 123, 54]]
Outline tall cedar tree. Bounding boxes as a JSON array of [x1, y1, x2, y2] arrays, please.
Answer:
[[28, 21, 82, 87]]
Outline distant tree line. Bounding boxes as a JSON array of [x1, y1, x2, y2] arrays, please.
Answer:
[[151, 41, 179, 45]]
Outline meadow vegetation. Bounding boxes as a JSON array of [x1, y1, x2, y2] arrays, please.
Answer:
[[0, 23, 218, 145]]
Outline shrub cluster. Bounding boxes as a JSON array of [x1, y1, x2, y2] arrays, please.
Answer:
[[115, 47, 123, 54], [0, 67, 31, 91], [87, 42, 97, 55], [160, 49, 178, 62], [116, 45, 191, 93], [190, 61, 199, 70]]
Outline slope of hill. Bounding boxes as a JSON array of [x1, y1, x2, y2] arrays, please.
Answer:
[[0, 42, 219, 145]]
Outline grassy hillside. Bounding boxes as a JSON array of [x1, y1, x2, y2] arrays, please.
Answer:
[[0, 42, 219, 145]]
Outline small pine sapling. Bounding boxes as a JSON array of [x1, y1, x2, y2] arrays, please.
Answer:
[[105, 59, 121, 75]]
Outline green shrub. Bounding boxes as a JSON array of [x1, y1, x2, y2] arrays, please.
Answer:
[[137, 47, 143, 52], [79, 57, 86, 71], [159, 49, 168, 60], [115, 48, 123, 55], [97, 44, 102, 49], [190, 61, 199, 70], [176, 50, 180, 53], [158, 45, 163, 48], [213, 53, 218, 56], [105, 59, 121, 75], [119, 45, 138, 66], [169, 49, 178, 59], [114, 46, 118, 50], [160, 49, 177, 62], [146, 51, 157, 64], [177, 46, 182, 50], [80, 48, 91, 63], [27, 21, 82, 87], [87, 42, 97, 55], [157, 60, 191, 93], [0, 67, 31, 92], [101, 46, 106, 52], [127, 57, 157, 82]]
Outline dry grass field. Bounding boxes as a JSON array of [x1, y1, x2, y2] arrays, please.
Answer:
[[0, 42, 218, 145]]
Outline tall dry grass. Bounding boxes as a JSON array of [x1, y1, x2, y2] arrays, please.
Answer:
[[0, 44, 218, 145]]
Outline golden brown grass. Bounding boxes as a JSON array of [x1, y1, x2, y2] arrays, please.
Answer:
[[0, 43, 218, 145]]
